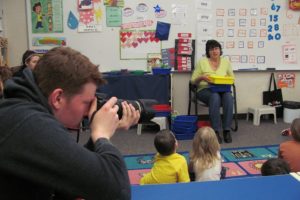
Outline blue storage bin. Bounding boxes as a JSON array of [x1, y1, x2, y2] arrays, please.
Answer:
[[152, 68, 171, 75], [173, 130, 195, 140], [172, 123, 197, 133], [209, 84, 231, 93], [173, 115, 198, 123]]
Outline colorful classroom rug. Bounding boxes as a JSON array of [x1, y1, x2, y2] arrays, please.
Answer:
[[124, 144, 279, 185]]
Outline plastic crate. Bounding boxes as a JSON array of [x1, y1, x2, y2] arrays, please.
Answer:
[[209, 75, 234, 84], [152, 68, 171, 75], [172, 123, 197, 133], [173, 115, 198, 124], [173, 130, 195, 140], [209, 84, 231, 93]]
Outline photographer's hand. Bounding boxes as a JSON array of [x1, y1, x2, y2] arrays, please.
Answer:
[[89, 97, 119, 142], [118, 101, 140, 130]]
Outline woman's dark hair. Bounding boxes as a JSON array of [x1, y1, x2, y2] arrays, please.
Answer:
[[261, 158, 290, 176], [22, 50, 37, 66], [205, 39, 223, 58]]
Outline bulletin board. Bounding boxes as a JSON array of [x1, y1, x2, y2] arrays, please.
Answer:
[[26, 0, 196, 72], [195, 0, 300, 71]]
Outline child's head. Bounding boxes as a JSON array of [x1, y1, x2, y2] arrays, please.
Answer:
[[191, 127, 220, 158], [261, 158, 290, 176], [154, 130, 177, 156], [290, 118, 300, 142]]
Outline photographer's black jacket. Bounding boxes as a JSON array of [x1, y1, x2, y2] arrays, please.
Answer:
[[0, 69, 130, 200]]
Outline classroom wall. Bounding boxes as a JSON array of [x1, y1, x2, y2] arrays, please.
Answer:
[[1, 0, 28, 67], [2, 0, 300, 115]]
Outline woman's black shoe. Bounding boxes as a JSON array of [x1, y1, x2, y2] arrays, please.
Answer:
[[223, 130, 232, 143]]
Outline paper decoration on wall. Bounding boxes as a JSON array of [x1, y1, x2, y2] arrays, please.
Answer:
[[31, 0, 63, 33], [120, 30, 159, 49], [79, 10, 94, 25], [155, 21, 171, 41], [289, 0, 300, 10], [78, 0, 103, 32], [67, 11, 79, 29], [78, 0, 93, 10], [121, 20, 153, 29], [123, 7, 134, 17], [282, 43, 297, 64], [161, 48, 175, 68], [153, 5, 161, 13], [32, 37, 66, 46], [104, 0, 124, 7], [106, 7, 122, 27], [136, 3, 148, 12], [120, 30, 161, 59], [277, 73, 295, 88], [147, 53, 162, 71]]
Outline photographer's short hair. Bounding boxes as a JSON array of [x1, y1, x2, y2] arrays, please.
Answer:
[[290, 118, 300, 142], [154, 130, 176, 156], [261, 158, 290, 176], [34, 47, 105, 98]]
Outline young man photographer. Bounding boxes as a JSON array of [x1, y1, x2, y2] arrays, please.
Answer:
[[0, 47, 140, 199]]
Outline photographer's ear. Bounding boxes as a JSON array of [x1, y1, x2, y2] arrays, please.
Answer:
[[48, 88, 65, 109]]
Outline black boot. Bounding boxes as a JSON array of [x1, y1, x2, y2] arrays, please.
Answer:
[[216, 131, 222, 144], [223, 130, 232, 143]]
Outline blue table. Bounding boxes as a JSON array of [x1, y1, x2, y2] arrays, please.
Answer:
[[132, 175, 300, 200], [98, 74, 170, 104]]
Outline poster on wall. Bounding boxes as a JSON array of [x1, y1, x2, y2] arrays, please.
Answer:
[[77, 0, 103, 32], [31, 0, 63, 33]]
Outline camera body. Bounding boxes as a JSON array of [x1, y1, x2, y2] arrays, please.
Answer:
[[96, 94, 157, 123]]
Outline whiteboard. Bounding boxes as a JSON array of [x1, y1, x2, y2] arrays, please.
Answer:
[[195, 0, 300, 70], [26, 0, 196, 72]]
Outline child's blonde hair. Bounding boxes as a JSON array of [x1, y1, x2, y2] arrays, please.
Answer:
[[190, 127, 221, 173]]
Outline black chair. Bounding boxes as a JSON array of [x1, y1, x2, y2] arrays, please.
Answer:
[[188, 81, 238, 131]]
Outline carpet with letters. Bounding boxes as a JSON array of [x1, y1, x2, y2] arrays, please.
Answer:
[[124, 144, 279, 185]]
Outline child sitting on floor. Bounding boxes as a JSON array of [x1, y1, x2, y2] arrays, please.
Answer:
[[140, 130, 190, 185], [279, 118, 300, 172], [189, 127, 222, 182], [261, 158, 290, 176]]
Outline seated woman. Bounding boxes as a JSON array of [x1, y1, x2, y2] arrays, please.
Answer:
[[11, 50, 40, 77], [191, 40, 234, 143]]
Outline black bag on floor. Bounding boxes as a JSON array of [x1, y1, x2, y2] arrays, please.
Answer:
[[263, 73, 283, 118]]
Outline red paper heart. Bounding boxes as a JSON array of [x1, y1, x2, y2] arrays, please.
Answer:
[[126, 32, 132, 37], [143, 38, 149, 43], [132, 42, 138, 48], [137, 38, 143, 43], [121, 37, 127, 43]]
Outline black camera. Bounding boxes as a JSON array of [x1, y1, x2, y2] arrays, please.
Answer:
[[96, 93, 157, 123]]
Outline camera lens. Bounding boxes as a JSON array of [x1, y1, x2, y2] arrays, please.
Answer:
[[96, 95, 157, 123]]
